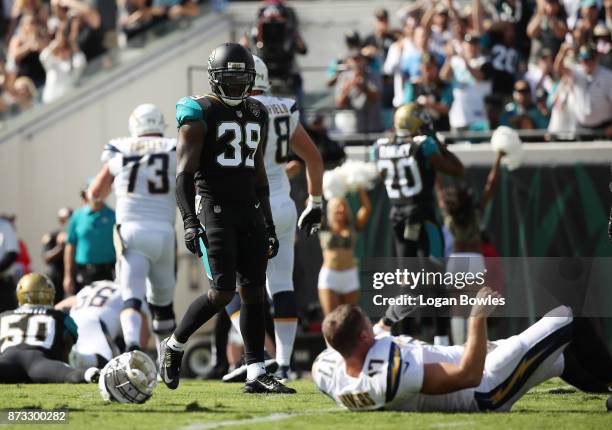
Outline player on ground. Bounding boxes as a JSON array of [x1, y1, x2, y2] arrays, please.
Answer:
[[56, 280, 149, 368], [159, 42, 294, 394], [313, 291, 612, 412], [0, 273, 99, 383], [223, 55, 324, 382], [88, 104, 177, 355]]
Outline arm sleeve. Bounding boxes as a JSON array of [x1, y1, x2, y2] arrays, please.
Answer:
[[176, 172, 198, 225], [176, 97, 206, 129]]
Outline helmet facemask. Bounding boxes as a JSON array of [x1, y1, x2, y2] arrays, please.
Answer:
[[209, 69, 255, 106]]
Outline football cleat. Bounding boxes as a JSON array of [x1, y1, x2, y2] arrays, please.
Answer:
[[243, 373, 296, 394], [222, 357, 278, 383], [274, 365, 291, 384], [158, 338, 183, 390]]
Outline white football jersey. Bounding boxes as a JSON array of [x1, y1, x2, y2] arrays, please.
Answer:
[[252, 94, 300, 197], [102, 137, 177, 225], [70, 281, 123, 340], [313, 336, 479, 412]]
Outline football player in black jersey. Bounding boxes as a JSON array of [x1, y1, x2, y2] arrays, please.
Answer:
[[373, 103, 464, 259], [0, 273, 100, 383], [159, 42, 294, 394]]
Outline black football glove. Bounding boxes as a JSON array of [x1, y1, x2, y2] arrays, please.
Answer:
[[298, 196, 323, 236], [184, 218, 207, 257], [266, 224, 280, 259]]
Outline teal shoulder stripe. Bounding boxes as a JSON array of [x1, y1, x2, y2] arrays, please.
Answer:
[[176, 97, 205, 128], [63, 315, 78, 341]]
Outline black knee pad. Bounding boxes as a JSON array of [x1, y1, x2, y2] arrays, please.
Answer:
[[207, 289, 235, 308], [224, 292, 241, 318], [272, 291, 297, 319], [122, 298, 142, 311], [148, 303, 176, 334]]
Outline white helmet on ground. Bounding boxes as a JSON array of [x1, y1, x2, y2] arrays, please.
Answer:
[[252, 55, 270, 92], [128, 104, 166, 137], [99, 351, 157, 404]]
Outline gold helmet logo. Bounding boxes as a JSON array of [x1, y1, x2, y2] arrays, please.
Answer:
[[393, 103, 428, 136], [16, 273, 55, 307]]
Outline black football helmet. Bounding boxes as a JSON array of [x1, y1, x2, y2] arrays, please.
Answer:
[[208, 43, 256, 106]]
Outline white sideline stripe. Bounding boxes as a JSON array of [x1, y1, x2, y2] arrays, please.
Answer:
[[181, 409, 336, 430]]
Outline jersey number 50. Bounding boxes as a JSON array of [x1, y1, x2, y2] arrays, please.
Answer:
[[0, 315, 55, 353], [216, 122, 261, 168]]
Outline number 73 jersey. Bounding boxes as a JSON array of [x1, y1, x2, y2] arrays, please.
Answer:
[[372, 135, 439, 208], [102, 136, 177, 225]]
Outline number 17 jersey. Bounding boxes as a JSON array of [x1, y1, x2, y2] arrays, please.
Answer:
[[102, 136, 177, 225]]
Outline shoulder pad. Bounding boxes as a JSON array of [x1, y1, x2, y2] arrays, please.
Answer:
[[245, 97, 267, 120], [280, 97, 298, 114], [101, 139, 125, 162], [63, 314, 78, 341], [176, 96, 209, 127]]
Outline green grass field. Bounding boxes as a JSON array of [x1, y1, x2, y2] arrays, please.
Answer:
[[0, 379, 610, 430]]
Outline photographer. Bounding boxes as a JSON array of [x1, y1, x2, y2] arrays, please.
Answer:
[[335, 50, 383, 134], [241, 1, 307, 107]]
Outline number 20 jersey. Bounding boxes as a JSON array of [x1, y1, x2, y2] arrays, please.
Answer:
[[251, 94, 299, 198], [372, 135, 439, 210], [102, 136, 177, 225], [176, 94, 269, 203], [0, 306, 78, 359]]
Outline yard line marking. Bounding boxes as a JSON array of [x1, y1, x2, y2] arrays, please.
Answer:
[[181, 409, 336, 430]]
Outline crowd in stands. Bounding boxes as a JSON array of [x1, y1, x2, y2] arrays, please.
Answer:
[[328, 0, 612, 137], [0, 0, 202, 121]]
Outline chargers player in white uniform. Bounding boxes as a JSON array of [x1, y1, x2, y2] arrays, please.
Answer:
[[313, 288, 611, 412], [88, 104, 177, 355], [56, 280, 122, 368], [224, 55, 324, 382]]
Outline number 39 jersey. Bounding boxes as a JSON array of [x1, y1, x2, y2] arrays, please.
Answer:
[[251, 94, 299, 198], [70, 281, 122, 341], [102, 136, 177, 225], [176, 94, 269, 203], [372, 135, 439, 210], [0, 306, 78, 359]]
